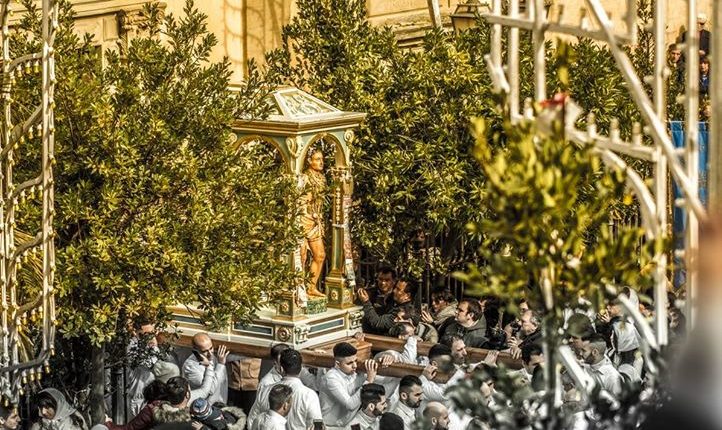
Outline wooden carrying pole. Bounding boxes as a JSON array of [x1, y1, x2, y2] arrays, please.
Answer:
[[174, 334, 522, 381]]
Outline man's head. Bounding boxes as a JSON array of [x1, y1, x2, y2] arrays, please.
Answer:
[[566, 313, 594, 356], [518, 298, 530, 314], [398, 375, 423, 409], [441, 335, 467, 365], [701, 56, 711, 74], [395, 303, 420, 326], [133, 317, 158, 348], [166, 376, 191, 407], [192, 332, 214, 362], [423, 402, 450, 430], [279, 348, 303, 377], [669, 44, 682, 64], [360, 383, 387, 417], [389, 322, 415, 340], [271, 343, 291, 372], [333, 342, 358, 375], [428, 343, 455, 373], [377, 266, 397, 295], [520, 310, 540, 337], [268, 384, 293, 417], [379, 412, 404, 430], [455, 298, 482, 327], [581, 334, 608, 366], [0, 404, 19, 430], [393, 281, 417, 305], [698, 13, 708, 28], [521, 342, 544, 374], [431, 288, 455, 313]]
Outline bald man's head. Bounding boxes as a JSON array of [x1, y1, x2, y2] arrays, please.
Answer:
[[423, 401, 450, 430], [192, 333, 213, 361]]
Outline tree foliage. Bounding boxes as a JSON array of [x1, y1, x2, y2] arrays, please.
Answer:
[[11, 0, 297, 368], [268, 0, 660, 277]]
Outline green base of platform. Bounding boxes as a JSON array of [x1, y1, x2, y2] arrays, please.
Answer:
[[306, 296, 328, 315]]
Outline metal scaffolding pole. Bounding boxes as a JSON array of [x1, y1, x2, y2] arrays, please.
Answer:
[[710, 0, 722, 208]]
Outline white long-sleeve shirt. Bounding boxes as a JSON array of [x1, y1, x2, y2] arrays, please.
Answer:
[[587, 356, 622, 395], [252, 410, 288, 430], [373, 337, 419, 409], [182, 354, 227, 404], [189, 365, 217, 403], [258, 366, 319, 393], [248, 375, 323, 430], [389, 401, 417, 430], [419, 368, 466, 410], [319, 367, 367, 428], [346, 410, 379, 430]]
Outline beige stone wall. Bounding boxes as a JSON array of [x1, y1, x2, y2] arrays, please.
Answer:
[[25, 0, 716, 83]]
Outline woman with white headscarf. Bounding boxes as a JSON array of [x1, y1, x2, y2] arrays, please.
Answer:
[[30, 388, 87, 430]]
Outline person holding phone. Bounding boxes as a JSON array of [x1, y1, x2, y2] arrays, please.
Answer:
[[182, 332, 230, 405]]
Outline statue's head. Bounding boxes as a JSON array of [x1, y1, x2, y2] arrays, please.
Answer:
[[306, 147, 324, 172]]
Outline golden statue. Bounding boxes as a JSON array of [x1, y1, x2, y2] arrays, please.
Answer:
[[299, 149, 328, 297]]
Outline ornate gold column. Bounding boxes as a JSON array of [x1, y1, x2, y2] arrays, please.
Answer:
[[326, 167, 354, 308]]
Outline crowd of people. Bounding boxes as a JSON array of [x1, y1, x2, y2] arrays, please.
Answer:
[[669, 12, 714, 119], [0, 263, 687, 430]]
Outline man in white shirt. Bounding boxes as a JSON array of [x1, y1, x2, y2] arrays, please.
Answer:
[[372, 334, 418, 408], [319, 342, 379, 429], [126, 319, 159, 419], [182, 332, 229, 405], [389, 375, 423, 430], [252, 384, 292, 430], [248, 348, 323, 430], [258, 343, 319, 393], [581, 334, 622, 395], [418, 344, 466, 410], [346, 383, 387, 430]]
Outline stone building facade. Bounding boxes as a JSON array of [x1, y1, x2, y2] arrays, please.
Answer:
[[19, 0, 714, 84]]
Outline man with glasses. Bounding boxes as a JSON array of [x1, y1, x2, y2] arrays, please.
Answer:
[[182, 332, 230, 404]]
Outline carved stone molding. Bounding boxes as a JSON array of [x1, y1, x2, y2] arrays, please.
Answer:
[[117, 2, 166, 46]]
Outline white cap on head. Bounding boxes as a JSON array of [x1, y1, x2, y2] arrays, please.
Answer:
[[698, 13, 708, 24]]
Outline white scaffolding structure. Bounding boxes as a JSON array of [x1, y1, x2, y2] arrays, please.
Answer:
[[0, 0, 57, 402], [482, 0, 706, 349]]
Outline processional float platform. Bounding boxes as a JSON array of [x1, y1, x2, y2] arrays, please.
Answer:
[[169, 303, 364, 350]]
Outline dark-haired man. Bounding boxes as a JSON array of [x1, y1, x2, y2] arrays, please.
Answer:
[[582, 334, 622, 395], [252, 384, 292, 430], [257, 343, 318, 394], [152, 376, 193, 429], [440, 335, 468, 367], [347, 383, 387, 430], [389, 375, 423, 430], [440, 298, 488, 348], [418, 344, 466, 410], [248, 349, 323, 430], [319, 342, 379, 429], [0, 404, 19, 430], [358, 280, 416, 335], [379, 412, 404, 430], [372, 266, 398, 314]]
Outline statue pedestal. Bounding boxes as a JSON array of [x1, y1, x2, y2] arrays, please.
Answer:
[[325, 272, 355, 309], [169, 303, 363, 350], [306, 296, 328, 315]]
